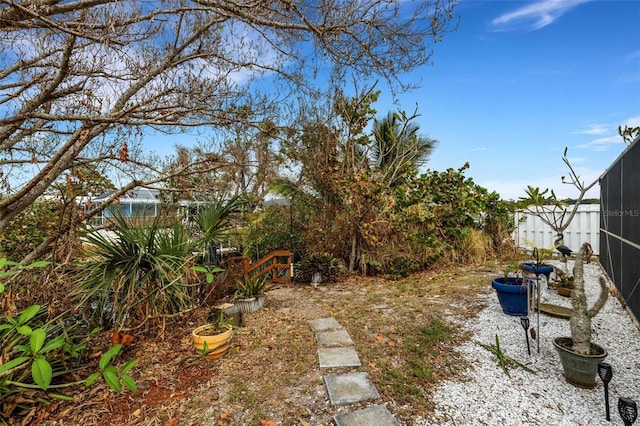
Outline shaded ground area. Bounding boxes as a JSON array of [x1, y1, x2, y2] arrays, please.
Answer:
[[22, 264, 496, 426]]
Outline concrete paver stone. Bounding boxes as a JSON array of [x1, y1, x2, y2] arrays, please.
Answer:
[[315, 329, 353, 347], [324, 372, 380, 405], [318, 346, 361, 368], [308, 317, 343, 332], [333, 405, 400, 426]]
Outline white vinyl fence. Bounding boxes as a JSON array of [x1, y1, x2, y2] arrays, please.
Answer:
[[513, 204, 601, 255]]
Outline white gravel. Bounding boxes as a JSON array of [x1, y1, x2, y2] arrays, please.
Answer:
[[417, 260, 640, 426]]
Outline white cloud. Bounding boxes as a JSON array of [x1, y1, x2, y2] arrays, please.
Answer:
[[579, 135, 624, 151], [622, 115, 640, 127], [573, 124, 609, 135], [491, 0, 592, 31], [574, 116, 640, 150]]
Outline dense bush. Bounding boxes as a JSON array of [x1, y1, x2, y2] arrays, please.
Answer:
[[294, 252, 346, 284], [74, 213, 196, 329], [244, 205, 301, 260], [0, 199, 61, 260]]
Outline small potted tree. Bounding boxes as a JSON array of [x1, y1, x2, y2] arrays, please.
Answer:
[[553, 242, 609, 388]]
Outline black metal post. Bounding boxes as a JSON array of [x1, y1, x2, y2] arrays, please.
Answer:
[[520, 316, 531, 356], [598, 361, 613, 421]]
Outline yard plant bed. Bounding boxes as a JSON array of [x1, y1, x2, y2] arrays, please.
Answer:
[[15, 265, 494, 426]]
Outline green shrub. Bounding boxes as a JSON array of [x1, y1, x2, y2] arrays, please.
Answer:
[[74, 213, 195, 328], [386, 256, 420, 279], [0, 199, 60, 260], [244, 205, 303, 260], [294, 253, 345, 284]]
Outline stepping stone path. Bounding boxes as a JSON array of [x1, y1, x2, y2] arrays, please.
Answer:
[[308, 318, 399, 426]]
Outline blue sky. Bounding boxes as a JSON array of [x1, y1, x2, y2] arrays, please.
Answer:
[[378, 0, 640, 200]]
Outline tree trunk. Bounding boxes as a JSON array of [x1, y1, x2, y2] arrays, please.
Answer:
[[348, 227, 357, 272]]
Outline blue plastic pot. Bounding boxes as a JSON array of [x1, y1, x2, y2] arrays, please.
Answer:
[[519, 262, 553, 281], [491, 277, 534, 316]]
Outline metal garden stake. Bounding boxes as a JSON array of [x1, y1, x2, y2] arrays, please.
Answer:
[[619, 397, 638, 426], [598, 361, 613, 421], [534, 249, 541, 353], [520, 316, 530, 355]]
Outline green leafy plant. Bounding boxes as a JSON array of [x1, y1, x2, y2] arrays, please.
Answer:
[[244, 204, 304, 261], [0, 304, 105, 418], [194, 194, 246, 266], [192, 265, 225, 284], [481, 335, 535, 378], [0, 305, 64, 391], [0, 200, 61, 261], [194, 312, 234, 356], [234, 274, 272, 299], [386, 256, 420, 280], [85, 344, 137, 393], [553, 272, 575, 289], [75, 212, 195, 328], [0, 258, 50, 294], [294, 253, 345, 284], [501, 261, 518, 283], [522, 240, 555, 266], [0, 259, 106, 417]]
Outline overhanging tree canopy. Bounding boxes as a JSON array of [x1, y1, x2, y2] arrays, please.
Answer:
[[0, 0, 458, 238]]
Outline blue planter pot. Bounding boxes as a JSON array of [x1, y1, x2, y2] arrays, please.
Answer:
[[519, 262, 553, 281], [491, 277, 534, 316]]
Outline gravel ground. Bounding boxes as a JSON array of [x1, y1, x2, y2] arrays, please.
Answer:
[[417, 260, 640, 426]]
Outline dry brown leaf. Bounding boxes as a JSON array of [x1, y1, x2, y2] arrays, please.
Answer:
[[164, 417, 179, 426], [375, 335, 385, 342], [369, 361, 377, 368]]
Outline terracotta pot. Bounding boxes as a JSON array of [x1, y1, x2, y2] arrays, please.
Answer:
[[192, 324, 234, 360]]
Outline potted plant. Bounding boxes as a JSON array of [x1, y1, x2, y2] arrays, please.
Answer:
[[491, 262, 535, 316], [551, 268, 574, 297], [553, 242, 609, 388], [519, 246, 554, 282], [192, 313, 234, 360], [233, 274, 271, 314]]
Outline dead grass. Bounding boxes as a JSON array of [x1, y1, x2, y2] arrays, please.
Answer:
[[12, 263, 501, 426]]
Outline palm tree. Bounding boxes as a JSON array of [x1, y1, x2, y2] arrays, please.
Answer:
[[371, 111, 437, 186], [194, 194, 245, 266]]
